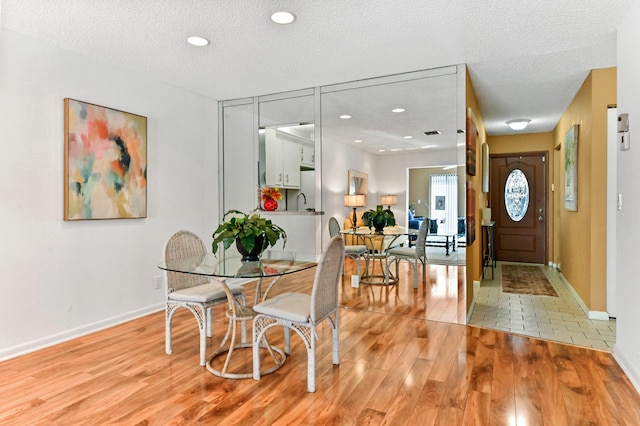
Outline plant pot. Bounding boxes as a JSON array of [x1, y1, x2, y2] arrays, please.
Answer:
[[264, 198, 278, 211], [372, 217, 386, 233], [235, 235, 265, 261]]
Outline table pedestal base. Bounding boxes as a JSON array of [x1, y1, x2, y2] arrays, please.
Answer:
[[206, 294, 286, 379]]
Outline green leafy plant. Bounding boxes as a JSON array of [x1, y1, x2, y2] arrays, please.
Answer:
[[362, 205, 396, 232], [212, 210, 287, 256]]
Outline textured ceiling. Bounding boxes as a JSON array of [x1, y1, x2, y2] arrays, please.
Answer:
[[1, 0, 633, 135]]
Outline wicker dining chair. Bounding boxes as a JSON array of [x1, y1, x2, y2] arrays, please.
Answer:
[[252, 236, 345, 392], [386, 218, 429, 288], [328, 216, 367, 277], [164, 230, 246, 365]]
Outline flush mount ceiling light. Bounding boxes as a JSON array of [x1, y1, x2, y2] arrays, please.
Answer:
[[187, 36, 210, 46], [271, 11, 296, 24], [507, 119, 531, 131], [391, 108, 405, 113], [354, 139, 362, 143]]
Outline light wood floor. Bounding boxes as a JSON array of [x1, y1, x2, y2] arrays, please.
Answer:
[[1, 260, 639, 425]]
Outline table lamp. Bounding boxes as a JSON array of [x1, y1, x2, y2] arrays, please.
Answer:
[[344, 194, 366, 230], [381, 194, 397, 210]]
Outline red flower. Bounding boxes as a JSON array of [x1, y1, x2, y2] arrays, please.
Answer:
[[262, 187, 283, 201]]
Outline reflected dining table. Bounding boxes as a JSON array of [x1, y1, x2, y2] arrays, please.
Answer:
[[158, 252, 317, 379], [340, 226, 418, 285]]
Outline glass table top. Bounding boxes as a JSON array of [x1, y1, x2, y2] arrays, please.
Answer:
[[158, 253, 317, 279], [340, 226, 418, 237]]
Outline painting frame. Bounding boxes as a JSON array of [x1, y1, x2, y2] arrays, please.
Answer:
[[466, 112, 477, 176], [564, 124, 579, 211], [348, 169, 368, 204], [64, 98, 148, 221], [466, 180, 476, 245]]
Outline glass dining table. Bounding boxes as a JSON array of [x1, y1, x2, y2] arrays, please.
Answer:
[[158, 252, 317, 379], [340, 226, 418, 285]]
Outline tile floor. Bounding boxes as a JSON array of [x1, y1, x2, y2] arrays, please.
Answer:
[[468, 261, 616, 352]]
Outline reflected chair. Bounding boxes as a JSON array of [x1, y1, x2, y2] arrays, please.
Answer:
[[328, 216, 367, 277], [386, 219, 429, 288], [164, 230, 246, 366], [252, 236, 345, 392]]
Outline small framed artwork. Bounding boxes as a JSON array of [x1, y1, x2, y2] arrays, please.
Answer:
[[466, 113, 477, 176], [564, 124, 579, 211], [348, 169, 368, 204], [435, 196, 445, 210], [64, 98, 147, 220], [481, 142, 490, 193]]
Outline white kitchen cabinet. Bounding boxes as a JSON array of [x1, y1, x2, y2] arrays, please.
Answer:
[[301, 144, 315, 169], [265, 128, 301, 188]]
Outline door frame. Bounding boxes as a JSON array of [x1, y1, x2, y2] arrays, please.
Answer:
[[489, 151, 549, 265]]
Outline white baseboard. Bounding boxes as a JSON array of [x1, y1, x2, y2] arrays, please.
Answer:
[[614, 344, 640, 394], [588, 311, 610, 321], [0, 303, 164, 362], [558, 272, 610, 321]]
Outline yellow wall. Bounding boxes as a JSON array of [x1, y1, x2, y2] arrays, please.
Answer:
[[487, 132, 555, 262], [465, 69, 487, 310], [552, 67, 616, 312]]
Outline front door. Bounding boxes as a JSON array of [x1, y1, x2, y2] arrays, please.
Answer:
[[489, 153, 547, 264]]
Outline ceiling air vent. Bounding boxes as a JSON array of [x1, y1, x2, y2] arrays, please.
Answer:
[[457, 129, 465, 134], [423, 130, 441, 136]]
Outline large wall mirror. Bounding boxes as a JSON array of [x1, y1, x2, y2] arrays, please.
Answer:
[[220, 66, 466, 265], [319, 67, 464, 266]]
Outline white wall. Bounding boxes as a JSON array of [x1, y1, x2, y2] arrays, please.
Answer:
[[615, 0, 640, 391], [0, 29, 219, 359]]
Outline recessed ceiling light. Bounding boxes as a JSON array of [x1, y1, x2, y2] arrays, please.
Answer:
[[187, 36, 210, 46], [392, 108, 405, 113], [403, 136, 413, 139], [340, 115, 351, 119], [354, 139, 362, 143], [390, 148, 401, 152], [271, 11, 296, 24], [378, 149, 386, 152], [507, 119, 531, 131]]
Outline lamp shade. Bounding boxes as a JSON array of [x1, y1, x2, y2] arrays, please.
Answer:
[[344, 194, 366, 207], [381, 194, 397, 206]]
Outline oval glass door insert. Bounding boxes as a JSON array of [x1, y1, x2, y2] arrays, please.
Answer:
[[504, 169, 529, 222]]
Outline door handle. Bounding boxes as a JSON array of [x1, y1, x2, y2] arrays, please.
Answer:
[[538, 215, 544, 222]]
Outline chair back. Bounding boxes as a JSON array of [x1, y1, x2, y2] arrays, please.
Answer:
[[164, 230, 209, 292], [310, 236, 345, 324], [328, 217, 341, 238], [415, 218, 430, 258]]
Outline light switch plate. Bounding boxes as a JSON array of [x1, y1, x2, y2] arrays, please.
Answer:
[[351, 275, 360, 288]]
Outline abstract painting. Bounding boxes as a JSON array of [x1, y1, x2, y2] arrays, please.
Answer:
[[64, 99, 147, 220], [466, 112, 477, 176], [564, 124, 579, 211]]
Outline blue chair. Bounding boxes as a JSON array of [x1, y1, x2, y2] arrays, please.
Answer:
[[408, 210, 424, 246]]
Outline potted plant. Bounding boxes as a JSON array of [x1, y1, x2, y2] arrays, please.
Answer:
[[212, 210, 287, 261], [362, 205, 396, 233]]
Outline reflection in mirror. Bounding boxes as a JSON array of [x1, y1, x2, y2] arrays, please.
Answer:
[[320, 68, 463, 267], [348, 170, 368, 202], [258, 93, 315, 212], [408, 165, 465, 265]]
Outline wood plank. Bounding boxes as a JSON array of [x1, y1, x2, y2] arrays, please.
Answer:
[[0, 262, 638, 424]]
